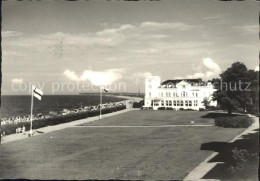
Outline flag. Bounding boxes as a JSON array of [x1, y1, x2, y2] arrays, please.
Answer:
[[104, 88, 110, 92], [101, 86, 110, 92], [32, 85, 43, 100]]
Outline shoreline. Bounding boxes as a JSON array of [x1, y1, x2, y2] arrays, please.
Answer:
[[0, 95, 134, 124], [109, 95, 143, 102]]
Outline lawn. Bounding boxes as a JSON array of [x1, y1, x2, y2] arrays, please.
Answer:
[[0, 110, 246, 180], [80, 110, 215, 126]]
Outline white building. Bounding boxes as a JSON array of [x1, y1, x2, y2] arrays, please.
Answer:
[[144, 76, 217, 110]]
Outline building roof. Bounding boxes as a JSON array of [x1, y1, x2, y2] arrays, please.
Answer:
[[161, 78, 204, 85]]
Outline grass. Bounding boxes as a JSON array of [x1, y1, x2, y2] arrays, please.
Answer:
[[80, 110, 215, 126], [0, 110, 247, 180]]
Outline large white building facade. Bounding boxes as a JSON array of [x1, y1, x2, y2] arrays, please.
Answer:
[[144, 76, 217, 110]]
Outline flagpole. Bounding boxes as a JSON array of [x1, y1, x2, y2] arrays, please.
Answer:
[[30, 84, 34, 136], [99, 86, 102, 119]]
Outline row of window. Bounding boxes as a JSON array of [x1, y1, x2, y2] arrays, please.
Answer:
[[159, 92, 198, 98], [158, 100, 198, 107]]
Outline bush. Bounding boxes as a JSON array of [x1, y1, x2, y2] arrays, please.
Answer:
[[157, 107, 166, 110], [1, 105, 126, 135], [247, 107, 259, 116], [166, 107, 174, 110], [199, 108, 206, 111], [133, 102, 141, 108], [142, 107, 153, 110], [228, 147, 258, 176], [215, 116, 253, 128], [133, 100, 144, 108], [186, 108, 195, 111], [207, 106, 221, 111], [179, 108, 184, 111]]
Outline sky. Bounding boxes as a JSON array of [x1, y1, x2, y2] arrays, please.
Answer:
[[1, 0, 259, 95]]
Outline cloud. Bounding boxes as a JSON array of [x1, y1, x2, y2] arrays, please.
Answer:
[[202, 14, 226, 20], [11, 78, 24, 84], [2, 51, 26, 57], [255, 65, 259, 71], [64, 70, 80, 81], [173, 76, 184, 79], [140, 22, 193, 31], [64, 68, 125, 86], [203, 58, 221, 74], [133, 72, 153, 78], [233, 24, 258, 34], [2, 31, 23, 38], [96, 24, 135, 36], [183, 58, 221, 80], [2, 21, 196, 62]]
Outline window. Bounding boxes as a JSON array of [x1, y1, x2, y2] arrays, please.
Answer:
[[169, 101, 172, 106], [192, 92, 194, 97], [173, 101, 177, 106], [169, 92, 171, 97], [154, 102, 159, 106], [166, 100, 169, 106], [166, 92, 168, 97], [149, 92, 151, 97], [189, 101, 192, 107], [182, 91, 186, 97], [177, 101, 180, 106], [161, 100, 164, 106], [196, 93, 198, 97], [185, 100, 188, 106], [180, 101, 184, 106], [173, 92, 175, 97], [194, 100, 198, 107]]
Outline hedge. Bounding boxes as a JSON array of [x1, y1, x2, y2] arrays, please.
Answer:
[[141, 107, 153, 110], [1, 105, 126, 135], [157, 107, 176, 110], [133, 100, 144, 108], [199, 108, 206, 111], [215, 116, 253, 128]]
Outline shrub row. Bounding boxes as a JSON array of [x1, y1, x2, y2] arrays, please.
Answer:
[[133, 100, 144, 108], [157, 107, 197, 111], [157, 107, 175, 110], [215, 116, 253, 128], [179, 108, 196, 111], [1, 105, 126, 135], [207, 106, 221, 111], [141, 107, 153, 110]]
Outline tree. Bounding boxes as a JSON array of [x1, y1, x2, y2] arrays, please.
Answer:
[[201, 97, 210, 110], [212, 62, 258, 115]]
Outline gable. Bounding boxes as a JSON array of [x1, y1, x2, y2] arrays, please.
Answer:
[[176, 80, 191, 87]]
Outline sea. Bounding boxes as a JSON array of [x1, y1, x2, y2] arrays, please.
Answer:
[[0, 95, 127, 119]]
